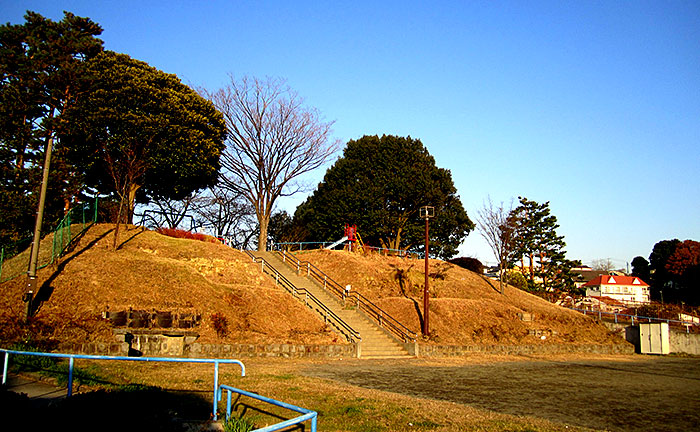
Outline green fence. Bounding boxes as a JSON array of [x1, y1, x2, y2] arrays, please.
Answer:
[[0, 198, 98, 283]]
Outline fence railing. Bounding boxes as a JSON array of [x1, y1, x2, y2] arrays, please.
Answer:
[[570, 307, 698, 333], [0, 198, 99, 283], [0, 348, 244, 420], [244, 251, 361, 344], [270, 241, 418, 257], [220, 384, 317, 432], [276, 250, 418, 343]]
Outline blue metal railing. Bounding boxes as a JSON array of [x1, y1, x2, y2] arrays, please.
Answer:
[[0, 349, 244, 420], [569, 307, 698, 333], [219, 384, 317, 432]]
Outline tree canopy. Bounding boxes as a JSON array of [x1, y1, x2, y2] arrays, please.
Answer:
[[295, 135, 473, 259], [0, 10, 103, 247], [60, 51, 226, 246]]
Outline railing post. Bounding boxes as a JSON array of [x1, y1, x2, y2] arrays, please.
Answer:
[[307, 263, 310, 276], [67, 356, 74, 397], [2, 352, 8, 385], [213, 361, 220, 420], [261, 260, 265, 273]]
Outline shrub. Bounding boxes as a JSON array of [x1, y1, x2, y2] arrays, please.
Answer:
[[210, 312, 228, 338], [505, 270, 528, 290], [449, 257, 484, 274], [156, 227, 218, 243]]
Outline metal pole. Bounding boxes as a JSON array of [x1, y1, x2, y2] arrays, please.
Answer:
[[25, 135, 54, 319], [423, 215, 429, 336]]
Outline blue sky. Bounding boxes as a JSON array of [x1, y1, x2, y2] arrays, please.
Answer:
[[3, 1, 699, 267]]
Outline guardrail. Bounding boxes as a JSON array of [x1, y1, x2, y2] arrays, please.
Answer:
[[220, 384, 317, 432], [276, 250, 418, 343], [0, 348, 244, 420], [570, 307, 697, 333], [244, 251, 361, 344]]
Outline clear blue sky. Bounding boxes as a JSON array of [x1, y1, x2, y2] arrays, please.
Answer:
[[3, 1, 699, 267]]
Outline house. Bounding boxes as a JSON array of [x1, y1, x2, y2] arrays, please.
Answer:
[[583, 275, 650, 305]]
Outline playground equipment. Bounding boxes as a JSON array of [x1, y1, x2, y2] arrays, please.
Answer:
[[325, 224, 364, 252]]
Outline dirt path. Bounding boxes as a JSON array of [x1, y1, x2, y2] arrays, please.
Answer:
[[302, 355, 700, 431]]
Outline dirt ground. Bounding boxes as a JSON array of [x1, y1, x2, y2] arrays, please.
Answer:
[[300, 354, 700, 432]]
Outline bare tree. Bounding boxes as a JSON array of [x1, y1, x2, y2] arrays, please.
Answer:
[[591, 258, 616, 273], [476, 196, 515, 293], [193, 185, 258, 248], [205, 76, 340, 251]]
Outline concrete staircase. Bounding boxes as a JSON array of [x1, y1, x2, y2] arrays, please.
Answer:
[[250, 251, 412, 359]]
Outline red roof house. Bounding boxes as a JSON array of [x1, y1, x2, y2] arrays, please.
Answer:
[[583, 275, 650, 305]]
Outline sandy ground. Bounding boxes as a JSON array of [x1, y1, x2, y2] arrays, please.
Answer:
[[299, 354, 700, 432]]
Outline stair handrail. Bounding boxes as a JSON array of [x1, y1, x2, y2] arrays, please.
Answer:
[[276, 250, 418, 343], [244, 251, 361, 343]]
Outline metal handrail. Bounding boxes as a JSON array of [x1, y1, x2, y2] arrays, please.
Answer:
[[570, 307, 698, 333], [244, 251, 361, 343], [276, 250, 418, 343], [220, 384, 317, 432], [0, 348, 244, 420]]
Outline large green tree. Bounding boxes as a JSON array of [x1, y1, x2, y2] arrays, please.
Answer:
[[60, 51, 226, 247], [295, 135, 473, 259], [648, 239, 680, 300], [508, 197, 577, 298], [0, 11, 103, 248]]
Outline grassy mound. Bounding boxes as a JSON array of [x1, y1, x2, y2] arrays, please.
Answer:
[[293, 249, 624, 346], [0, 224, 339, 347]]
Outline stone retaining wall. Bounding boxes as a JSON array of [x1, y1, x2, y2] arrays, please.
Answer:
[[58, 339, 635, 358], [417, 343, 635, 357]]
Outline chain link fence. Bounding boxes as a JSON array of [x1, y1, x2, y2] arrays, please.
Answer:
[[0, 198, 98, 283]]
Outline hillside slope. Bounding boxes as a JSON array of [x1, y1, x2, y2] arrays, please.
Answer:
[[0, 224, 339, 347], [294, 249, 624, 346]]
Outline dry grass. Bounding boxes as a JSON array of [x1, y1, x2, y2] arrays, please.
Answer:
[[294, 249, 625, 346], [0, 225, 625, 351], [0, 224, 339, 346]]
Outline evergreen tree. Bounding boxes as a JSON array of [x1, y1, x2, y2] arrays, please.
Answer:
[[0, 11, 103, 247], [295, 135, 473, 259], [508, 197, 576, 298], [60, 51, 226, 248]]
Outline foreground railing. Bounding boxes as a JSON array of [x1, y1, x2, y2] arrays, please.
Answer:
[[0, 348, 244, 420], [244, 251, 361, 343], [570, 307, 697, 333], [276, 250, 418, 343], [220, 384, 317, 432]]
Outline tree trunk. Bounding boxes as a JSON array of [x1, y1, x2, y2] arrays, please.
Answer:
[[257, 216, 269, 251], [127, 183, 141, 224]]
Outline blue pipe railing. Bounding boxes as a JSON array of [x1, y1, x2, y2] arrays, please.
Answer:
[[0, 349, 245, 420], [219, 384, 317, 432]]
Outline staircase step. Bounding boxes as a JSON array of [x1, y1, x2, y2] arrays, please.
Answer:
[[251, 251, 413, 358]]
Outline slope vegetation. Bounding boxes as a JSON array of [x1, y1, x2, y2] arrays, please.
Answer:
[[294, 249, 624, 346], [0, 224, 338, 347]]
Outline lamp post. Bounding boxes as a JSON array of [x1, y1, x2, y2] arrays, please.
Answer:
[[419, 206, 434, 336]]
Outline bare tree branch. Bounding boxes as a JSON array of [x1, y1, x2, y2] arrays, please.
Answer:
[[203, 76, 340, 251]]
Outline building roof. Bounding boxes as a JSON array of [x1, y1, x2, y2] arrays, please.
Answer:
[[582, 275, 649, 288]]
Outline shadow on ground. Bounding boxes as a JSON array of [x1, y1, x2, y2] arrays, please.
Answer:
[[1, 384, 214, 432]]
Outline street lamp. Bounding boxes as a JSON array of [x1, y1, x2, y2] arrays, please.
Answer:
[[419, 205, 434, 337]]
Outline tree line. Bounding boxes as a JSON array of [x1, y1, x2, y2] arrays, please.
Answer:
[[631, 240, 699, 306]]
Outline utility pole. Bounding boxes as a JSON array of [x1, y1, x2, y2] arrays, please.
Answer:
[[420, 206, 434, 337], [25, 135, 54, 320]]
